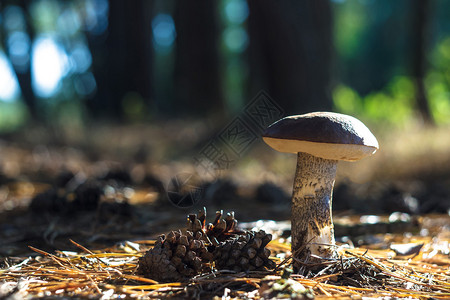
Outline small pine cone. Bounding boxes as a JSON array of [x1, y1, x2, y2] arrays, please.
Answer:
[[187, 208, 242, 243], [138, 230, 213, 282], [214, 230, 275, 272]]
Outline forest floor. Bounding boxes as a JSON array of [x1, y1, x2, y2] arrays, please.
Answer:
[[0, 121, 449, 299]]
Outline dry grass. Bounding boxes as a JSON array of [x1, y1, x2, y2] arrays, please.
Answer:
[[1, 220, 449, 299]]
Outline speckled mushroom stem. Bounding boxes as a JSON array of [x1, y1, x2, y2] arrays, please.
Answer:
[[291, 152, 337, 269]]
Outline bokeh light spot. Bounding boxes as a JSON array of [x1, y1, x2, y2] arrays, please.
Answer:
[[7, 31, 31, 72], [31, 37, 69, 98], [84, 0, 109, 35], [152, 13, 176, 53], [70, 43, 92, 73], [224, 0, 249, 24], [0, 52, 20, 102], [74, 72, 97, 96], [4, 6, 25, 31], [57, 7, 81, 36], [223, 27, 248, 53]]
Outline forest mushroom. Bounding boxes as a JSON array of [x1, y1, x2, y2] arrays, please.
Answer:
[[262, 112, 379, 268]]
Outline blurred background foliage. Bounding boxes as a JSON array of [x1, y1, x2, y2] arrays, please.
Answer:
[[0, 0, 450, 133]]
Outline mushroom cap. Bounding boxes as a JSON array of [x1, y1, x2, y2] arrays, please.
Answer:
[[262, 112, 379, 161]]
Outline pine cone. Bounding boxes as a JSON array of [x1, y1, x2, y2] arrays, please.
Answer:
[[187, 208, 242, 244], [138, 230, 213, 282], [213, 230, 276, 272], [187, 208, 276, 272]]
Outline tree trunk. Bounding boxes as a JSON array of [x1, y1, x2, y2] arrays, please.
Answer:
[[247, 0, 333, 113], [89, 0, 153, 121], [173, 0, 222, 116], [410, 0, 434, 125], [1, 0, 38, 121]]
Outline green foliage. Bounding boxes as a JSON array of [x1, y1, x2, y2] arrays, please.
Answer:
[[0, 101, 29, 132], [427, 37, 450, 124], [333, 85, 362, 116], [333, 1, 367, 59], [333, 0, 450, 127], [334, 77, 416, 127], [334, 30, 450, 127], [334, 74, 450, 127], [30, 0, 61, 33], [426, 72, 450, 124]]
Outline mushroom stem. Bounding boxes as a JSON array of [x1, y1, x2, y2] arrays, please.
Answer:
[[291, 152, 337, 268]]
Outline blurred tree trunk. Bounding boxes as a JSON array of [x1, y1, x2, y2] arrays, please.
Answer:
[[247, 0, 333, 113], [410, 0, 434, 125], [174, 0, 222, 115], [89, 0, 153, 121], [1, 0, 38, 121]]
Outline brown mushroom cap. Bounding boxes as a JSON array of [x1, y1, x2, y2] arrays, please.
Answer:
[[262, 112, 379, 161]]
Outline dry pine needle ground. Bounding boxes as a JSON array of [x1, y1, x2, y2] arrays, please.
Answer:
[[1, 222, 449, 300]]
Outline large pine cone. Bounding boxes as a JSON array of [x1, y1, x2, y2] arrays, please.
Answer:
[[214, 230, 276, 272], [137, 230, 213, 282]]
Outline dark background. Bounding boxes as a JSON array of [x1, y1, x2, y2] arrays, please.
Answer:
[[0, 0, 449, 128]]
